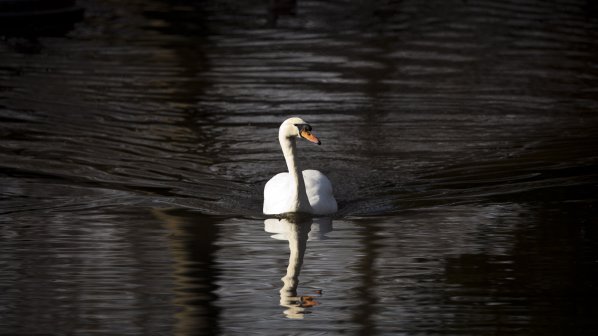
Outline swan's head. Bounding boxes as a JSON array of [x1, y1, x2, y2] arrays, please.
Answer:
[[280, 117, 321, 145]]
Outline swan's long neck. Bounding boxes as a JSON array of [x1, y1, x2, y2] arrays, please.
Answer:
[[280, 135, 312, 213]]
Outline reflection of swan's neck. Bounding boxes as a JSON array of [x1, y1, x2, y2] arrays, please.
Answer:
[[280, 135, 311, 213], [266, 217, 332, 319], [279, 221, 311, 319], [280, 223, 308, 295]]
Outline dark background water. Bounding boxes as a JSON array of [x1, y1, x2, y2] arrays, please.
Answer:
[[1, 0, 597, 335]]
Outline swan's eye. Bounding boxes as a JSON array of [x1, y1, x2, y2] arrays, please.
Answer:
[[297, 126, 321, 145], [294, 123, 312, 132]]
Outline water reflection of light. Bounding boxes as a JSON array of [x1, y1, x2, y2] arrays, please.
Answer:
[[264, 215, 332, 319]]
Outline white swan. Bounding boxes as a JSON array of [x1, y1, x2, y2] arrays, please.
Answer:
[[263, 117, 337, 215]]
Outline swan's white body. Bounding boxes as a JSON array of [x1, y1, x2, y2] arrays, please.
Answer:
[[263, 117, 337, 215]]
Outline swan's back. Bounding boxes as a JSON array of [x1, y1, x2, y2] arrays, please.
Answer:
[[263, 169, 337, 215]]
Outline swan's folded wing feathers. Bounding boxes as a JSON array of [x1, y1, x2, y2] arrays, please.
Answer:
[[303, 170, 337, 214], [263, 173, 291, 214]]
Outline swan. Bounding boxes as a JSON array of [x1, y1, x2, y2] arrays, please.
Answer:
[[263, 117, 337, 215]]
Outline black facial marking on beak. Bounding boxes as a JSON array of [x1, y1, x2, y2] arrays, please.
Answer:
[[295, 123, 321, 145], [294, 123, 312, 132]]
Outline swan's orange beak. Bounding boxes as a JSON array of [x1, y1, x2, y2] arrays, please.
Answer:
[[300, 129, 321, 145]]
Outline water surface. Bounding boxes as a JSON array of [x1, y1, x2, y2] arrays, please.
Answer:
[[1, 0, 597, 335]]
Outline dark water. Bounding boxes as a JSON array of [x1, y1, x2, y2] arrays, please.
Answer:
[[1, 0, 598, 335]]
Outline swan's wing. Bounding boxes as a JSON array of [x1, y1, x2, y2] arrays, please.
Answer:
[[303, 169, 333, 194], [302, 170, 337, 215], [263, 173, 290, 214]]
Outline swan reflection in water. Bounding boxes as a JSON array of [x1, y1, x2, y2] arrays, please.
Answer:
[[264, 214, 333, 319]]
